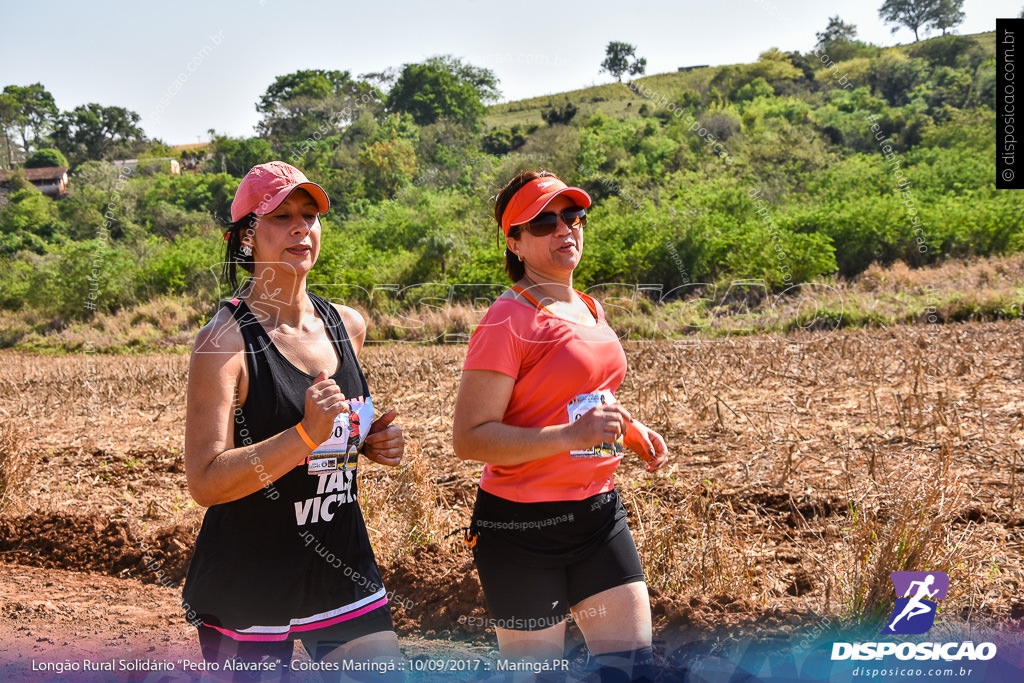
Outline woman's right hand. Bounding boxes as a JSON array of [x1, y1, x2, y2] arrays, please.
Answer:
[[569, 403, 632, 449], [301, 370, 350, 443]]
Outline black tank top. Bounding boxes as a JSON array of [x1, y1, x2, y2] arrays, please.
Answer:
[[182, 292, 388, 639]]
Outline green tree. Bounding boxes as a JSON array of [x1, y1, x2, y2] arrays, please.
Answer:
[[422, 55, 500, 103], [815, 16, 858, 50], [0, 186, 65, 252], [417, 230, 464, 277], [0, 93, 19, 168], [24, 148, 68, 168], [630, 58, 648, 79], [879, 0, 940, 42], [359, 131, 416, 200], [735, 77, 774, 102], [50, 104, 146, 165], [480, 124, 530, 156], [600, 42, 647, 82], [205, 133, 273, 177], [931, 0, 965, 36], [255, 69, 380, 144], [386, 56, 499, 128], [2, 84, 57, 153]]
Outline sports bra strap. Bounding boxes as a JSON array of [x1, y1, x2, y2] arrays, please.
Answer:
[[509, 285, 598, 321]]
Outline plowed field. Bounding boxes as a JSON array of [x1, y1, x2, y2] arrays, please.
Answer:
[[1, 323, 1022, 679]]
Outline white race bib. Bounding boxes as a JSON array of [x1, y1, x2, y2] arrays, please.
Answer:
[[567, 390, 624, 459], [306, 395, 374, 474]]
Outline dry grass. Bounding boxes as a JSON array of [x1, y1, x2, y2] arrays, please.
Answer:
[[0, 321, 1021, 629], [840, 444, 977, 624], [626, 479, 774, 599], [0, 419, 26, 513], [0, 295, 210, 353], [4, 254, 1024, 353]]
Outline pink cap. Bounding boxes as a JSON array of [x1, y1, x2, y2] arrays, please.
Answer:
[[230, 161, 330, 222]]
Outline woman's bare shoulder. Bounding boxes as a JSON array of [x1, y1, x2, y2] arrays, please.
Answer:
[[191, 305, 245, 359], [331, 303, 365, 336]]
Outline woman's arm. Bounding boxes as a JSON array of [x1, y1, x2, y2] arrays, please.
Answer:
[[624, 418, 670, 472], [184, 312, 349, 507], [453, 369, 631, 466]]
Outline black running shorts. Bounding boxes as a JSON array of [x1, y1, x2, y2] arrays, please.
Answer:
[[470, 487, 645, 631], [197, 606, 393, 666]]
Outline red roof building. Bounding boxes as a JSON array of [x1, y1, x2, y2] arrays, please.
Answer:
[[0, 166, 70, 198]]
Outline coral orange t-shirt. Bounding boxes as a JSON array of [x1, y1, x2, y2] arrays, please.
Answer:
[[462, 291, 628, 503]]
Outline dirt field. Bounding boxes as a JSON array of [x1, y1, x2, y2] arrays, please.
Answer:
[[1, 323, 1023, 679]]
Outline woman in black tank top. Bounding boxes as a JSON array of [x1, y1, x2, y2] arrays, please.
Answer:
[[181, 162, 404, 674]]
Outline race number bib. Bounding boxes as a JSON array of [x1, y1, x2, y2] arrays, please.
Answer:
[[568, 390, 624, 459], [307, 395, 374, 474]]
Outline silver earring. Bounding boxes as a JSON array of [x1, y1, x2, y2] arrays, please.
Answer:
[[241, 244, 252, 257]]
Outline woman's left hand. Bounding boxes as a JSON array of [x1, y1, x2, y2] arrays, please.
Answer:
[[362, 409, 404, 467], [624, 419, 669, 472]]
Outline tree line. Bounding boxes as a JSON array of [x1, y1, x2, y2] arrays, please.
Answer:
[[0, 11, 1015, 328]]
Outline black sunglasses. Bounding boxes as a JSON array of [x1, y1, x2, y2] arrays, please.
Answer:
[[521, 207, 587, 236]]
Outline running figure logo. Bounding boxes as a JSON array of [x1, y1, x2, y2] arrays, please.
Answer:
[[882, 571, 949, 635], [344, 412, 361, 458]]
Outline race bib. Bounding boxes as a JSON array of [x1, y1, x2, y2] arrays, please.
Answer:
[[307, 395, 374, 474], [568, 390, 624, 458]]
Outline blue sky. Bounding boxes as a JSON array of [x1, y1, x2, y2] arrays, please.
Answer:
[[0, 0, 1016, 144]]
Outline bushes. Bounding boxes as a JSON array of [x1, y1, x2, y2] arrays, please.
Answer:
[[17, 241, 139, 318], [0, 188, 65, 250], [710, 53, 803, 100], [0, 31, 1014, 325], [360, 132, 417, 201], [735, 77, 774, 102], [25, 148, 68, 169], [571, 193, 837, 290], [541, 100, 578, 126], [140, 172, 238, 221], [481, 125, 529, 156], [0, 230, 224, 320], [139, 234, 222, 298]]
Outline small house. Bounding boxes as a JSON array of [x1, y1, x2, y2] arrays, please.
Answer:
[[110, 158, 182, 176], [0, 166, 70, 198]]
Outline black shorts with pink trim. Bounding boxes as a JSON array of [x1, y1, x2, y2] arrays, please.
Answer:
[[197, 605, 393, 664], [194, 586, 394, 645]]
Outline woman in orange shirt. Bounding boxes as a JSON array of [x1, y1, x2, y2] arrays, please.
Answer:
[[453, 170, 669, 682]]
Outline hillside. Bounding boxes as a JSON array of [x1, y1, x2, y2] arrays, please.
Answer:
[[484, 68, 723, 128], [0, 29, 1014, 351], [485, 31, 994, 126]]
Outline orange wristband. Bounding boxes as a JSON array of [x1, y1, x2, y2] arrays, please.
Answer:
[[295, 422, 318, 451]]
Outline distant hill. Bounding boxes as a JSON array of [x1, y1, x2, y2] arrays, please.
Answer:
[[0, 28, 1015, 350], [485, 31, 996, 128]]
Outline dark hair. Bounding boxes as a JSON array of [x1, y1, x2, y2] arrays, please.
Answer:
[[493, 169, 557, 282], [222, 213, 257, 294]]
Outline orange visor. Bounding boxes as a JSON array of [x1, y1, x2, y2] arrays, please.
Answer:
[[501, 177, 591, 235]]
